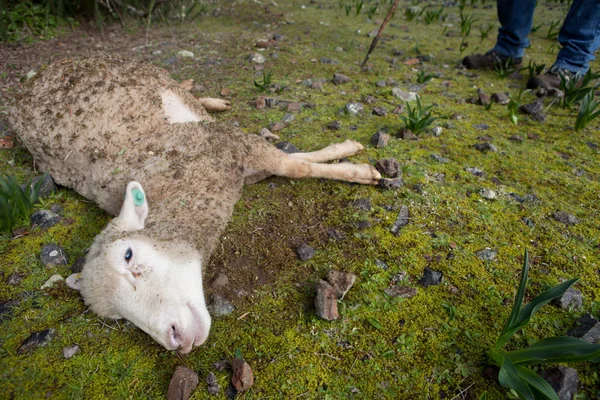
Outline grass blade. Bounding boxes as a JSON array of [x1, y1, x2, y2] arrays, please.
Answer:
[[497, 250, 530, 348], [515, 365, 559, 400], [498, 353, 534, 400], [507, 336, 600, 365]]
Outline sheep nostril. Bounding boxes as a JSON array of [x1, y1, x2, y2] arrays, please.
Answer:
[[169, 325, 180, 348]]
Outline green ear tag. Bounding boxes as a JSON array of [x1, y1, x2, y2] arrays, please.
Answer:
[[132, 188, 145, 206]]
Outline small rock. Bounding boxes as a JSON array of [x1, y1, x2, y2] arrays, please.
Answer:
[[206, 372, 220, 395], [399, 130, 418, 140], [477, 88, 491, 105], [167, 366, 199, 400], [466, 167, 484, 177], [474, 142, 498, 152], [393, 104, 405, 114], [540, 367, 579, 400], [554, 287, 583, 310], [509, 135, 524, 143], [287, 102, 303, 113], [248, 52, 266, 64], [315, 280, 339, 320], [270, 122, 286, 132], [311, 81, 324, 90], [376, 80, 387, 87], [430, 154, 450, 164], [567, 314, 600, 344], [31, 209, 61, 229], [392, 88, 417, 101], [390, 205, 409, 236], [372, 107, 387, 116], [7, 272, 24, 286], [21, 174, 55, 198], [327, 120, 342, 130], [326, 270, 356, 300], [371, 131, 390, 148], [17, 328, 56, 354], [333, 73, 351, 85], [345, 102, 364, 115], [553, 211, 580, 226], [297, 243, 316, 261], [63, 344, 80, 359], [281, 113, 295, 124], [418, 267, 443, 287], [391, 272, 408, 283], [208, 294, 235, 316], [473, 123, 490, 130], [165, 56, 178, 66], [519, 98, 543, 115], [321, 58, 339, 65], [376, 158, 401, 178], [276, 141, 300, 154], [0, 300, 19, 322], [177, 50, 194, 58], [211, 273, 230, 289], [213, 359, 231, 372], [375, 260, 389, 270], [49, 203, 63, 214], [40, 244, 68, 267], [491, 92, 510, 104], [41, 274, 64, 289], [327, 228, 345, 241], [259, 128, 280, 141], [273, 33, 284, 41], [379, 178, 404, 190], [480, 188, 497, 200], [476, 247, 497, 261], [231, 358, 254, 392], [384, 285, 417, 298], [431, 126, 443, 136], [351, 198, 371, 211]]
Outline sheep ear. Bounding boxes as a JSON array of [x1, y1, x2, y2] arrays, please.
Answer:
[[66, 273, 83, 291], [116, 181, 148, 231]]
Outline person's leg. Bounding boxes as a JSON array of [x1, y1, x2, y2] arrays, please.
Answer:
[[528, 0, 600, 90], [493, 0, 537, 59], [463, 0, 536, 69]]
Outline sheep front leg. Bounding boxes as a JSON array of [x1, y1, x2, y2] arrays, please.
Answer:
[[196, 98, 231, 112]]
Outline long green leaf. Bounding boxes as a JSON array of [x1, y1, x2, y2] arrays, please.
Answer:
[[498, 353, 534, 400], [507, 336, 600, 365], [514, 365, 559, 400], [497, 250, 530, 348]]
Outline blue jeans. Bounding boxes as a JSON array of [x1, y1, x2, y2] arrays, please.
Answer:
[[492, 0, 600, 74]]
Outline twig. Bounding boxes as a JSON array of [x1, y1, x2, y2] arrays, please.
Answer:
[[450, 382, 474, 400], [314, 352, 340, 361], [360, 0, 401, 68], [97, 318, 117, 330]]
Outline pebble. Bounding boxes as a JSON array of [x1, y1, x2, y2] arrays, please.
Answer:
[[259, 128, 280, 141], [49, 204, 63, 214], [567, 314, 600, 343], [0, 300, 19, 322], [345, 102, 364, 115], [40, 244, 68, 267], [399, 130, 418, 140], [231, 359, 254, 392], [41, 274, 64, 289], [466, 167, 484, 177], [376, 158, 401, 178], [31, 209, 61, 229], [553, 211, 580, 225], [477, 88, 490, 105], [287, 102, 303, 113], [333, 73, 351, 84], [371, 131, 390, 148], [63, 344, 80, 359], [17, 328, 56, 354], [554, 287, 583, 310], [207, 372, 220, 395], [432, 126, 443, 136], [269, 122, 286, 132], [476, 247, 497, 261], [297, 243, 316, 261], [480, 188, 497, 200], [491, 92, 510, 105], [384, 285, 417, 298], [372, 107, 387, 116], [177, 50, 194, 58], [392, 88, 417, 101], [167, 366, 199, 400], [275, 141, 300, 154], [311, 81, 324, 90], [7, 272, 23, 286], [21, 174, 55, 198], [327, 228, 345, 241], [321, 58, 339, 64], [247, 53, 266, 64], [376, 80, 387, 87], [430, 154, 450, 164], [379, 178, 404, 190], [208, 294, 235, 316], [540, 367, 579, 400], [315, 280, 339, 320], [281, 113, 295, 124], [473, 123, 490, 130], [211, 273, 230, 289], [327, 120, 342, 130], [390, 205, 409, 236], [351, 198, 371, 211], [418, 267, 443, 287], [326, 270, 356, 300], [474, 143, 498, 152]]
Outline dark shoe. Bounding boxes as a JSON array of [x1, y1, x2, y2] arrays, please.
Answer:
[[462, 50, 522, 70], [527, 66, 579, 91]]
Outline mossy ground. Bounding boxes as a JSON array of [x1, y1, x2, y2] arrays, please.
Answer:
[[1, 1, 599, 398]]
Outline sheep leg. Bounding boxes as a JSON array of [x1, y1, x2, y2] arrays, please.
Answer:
[[196, 98, 231, 112]]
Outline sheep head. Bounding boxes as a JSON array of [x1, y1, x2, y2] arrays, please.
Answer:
[[66, 181, 211, 354]]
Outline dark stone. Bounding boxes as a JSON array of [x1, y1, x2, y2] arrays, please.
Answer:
[[509, 135, 524, 142], [351, 198, 371, 211], [326, 120, 342, 130], [376, 80, 387, 87], [30, 209, 61, 229], [519, 98, 544, 115], [17, 328, 56, 354], [465, 167, 484, 177], [321, 58, 339, 65], [372, 107, 387, 116], [476, 247, 497, 261], [167, 366, 199, 400], [333, 73, 351, 84], [49, 203, 63, 214], [586, 141, 598, 151], [7, 272, 24, 286], [384, 285, 417, 298], [553, 287, 583, 310], [213, 359, 231, 372], [430, 154, 450, 164], [70, 257, 86, 273], [371, 131, 390, 148], [20, 174, 55, 199], [272, 33, 284, 41], [40, 244, 68, 267], [207, 372, 220, 395], [327, 228, 345, 241], [224, 384, 238, 399], [326, 270, 356, 300], [0, 299, 19, 322], [355, 220, 371, 229], [363, 95, 377, 104], [477, 88, 490, 105], [418, 267, 442, 287], [491, 92, 510, 105], [275, 141, 300, 154], [390, 205, 409, 236], [376, 158, 401, 178], [399, 130, 418, 140], [315, 280, 339, 320], [281, 113, 295, 124], [208, 293, 235, 316], [473, 123, 489, 130], [567, 313, 600, 343], [553, 211, 580, 225], [297, 243, 316, 261], [474, 142, 498, 152], [540, 367, 579, 400], [379, 178, 404, 190]]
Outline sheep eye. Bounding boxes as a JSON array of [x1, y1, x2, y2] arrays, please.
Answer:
[[125, 248, 133, 263]]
